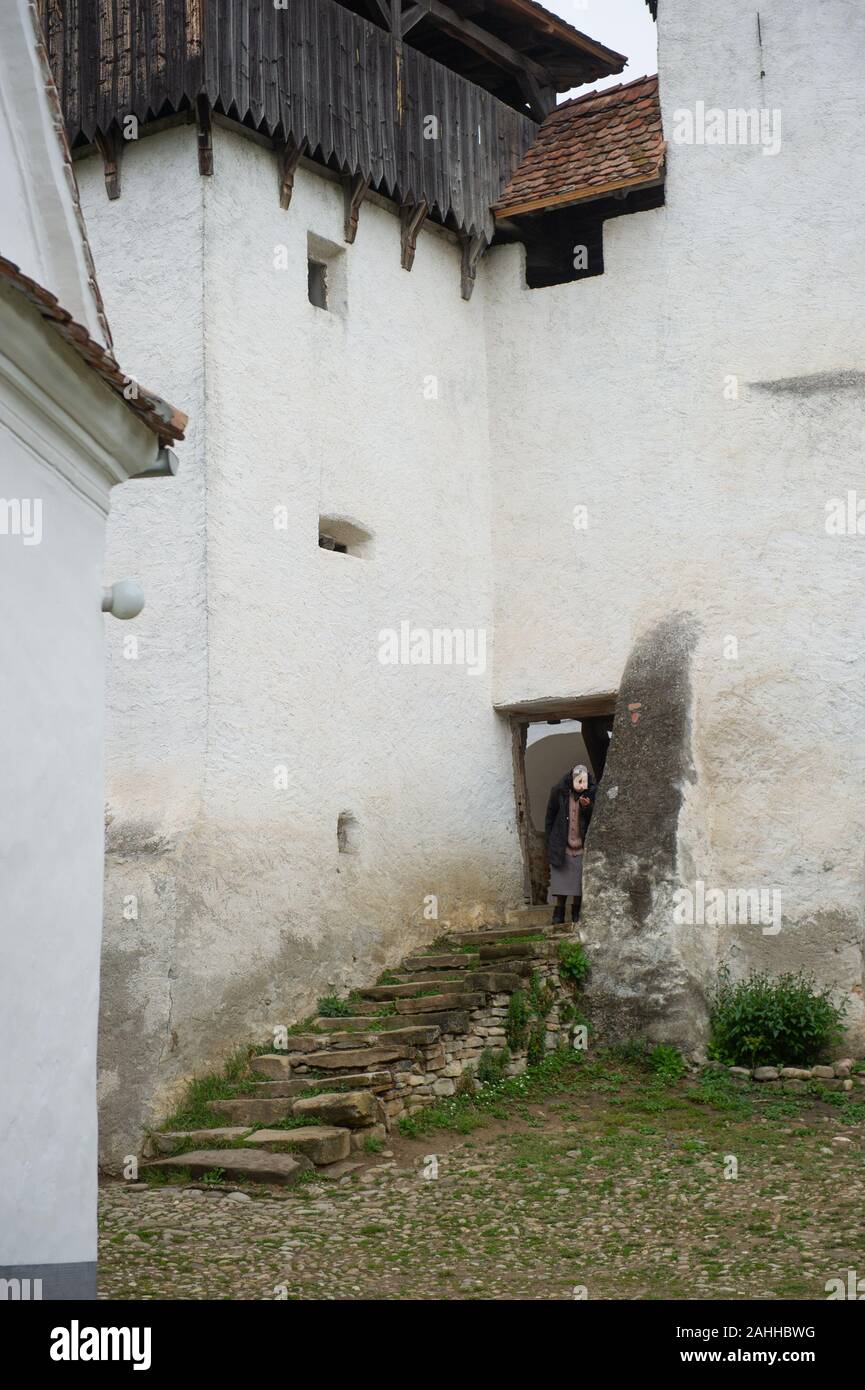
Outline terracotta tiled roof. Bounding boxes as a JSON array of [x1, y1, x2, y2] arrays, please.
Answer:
[[0, 254, 187, 448], [494, 75, 664, 219]]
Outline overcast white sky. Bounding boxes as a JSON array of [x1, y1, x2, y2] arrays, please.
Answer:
[[549, 0, 658, 98]]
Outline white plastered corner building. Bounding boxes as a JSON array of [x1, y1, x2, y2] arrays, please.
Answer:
[[0, 0, 184, 1299]]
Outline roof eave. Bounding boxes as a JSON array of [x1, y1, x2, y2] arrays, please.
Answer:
[[494, 166, 665, 220]]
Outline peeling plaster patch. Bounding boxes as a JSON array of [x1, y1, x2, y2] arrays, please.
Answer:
[[749, 370, 865, 396]]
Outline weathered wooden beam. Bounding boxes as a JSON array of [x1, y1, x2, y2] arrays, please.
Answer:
[[276, 135, 307, 210], [94, 125, 123, 200], [342, 172, 371, 243], [407, 0, 555, 86], [459, 232, 486, 300], [400, 200, 429, 271], [366, 0, 394, 28], [517, 70, 556, 121], [400, 3, 427, 35], [195, 95, 213, 176]]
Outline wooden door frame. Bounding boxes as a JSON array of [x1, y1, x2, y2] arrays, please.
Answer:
[[502, 694, 617, 905]]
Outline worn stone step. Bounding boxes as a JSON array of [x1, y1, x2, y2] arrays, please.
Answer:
[[505, 905, 556, 927], [291, 1044, 415, 1071], [317, 1159, 365, 1181], [478, 941, 546, 962], [344, 999, 393, 1014], [248, 1035, 330, 1058], [251, 1070, 393, 1097], [251, 1055, 304, 1080], [309, 1022, 440, 1043], [312, 1019, 405, 1034], [292, 1090, 381, 1128], [211, 1097, 297, 1125], [366, 1023, 440, 1044], [466, 971, 523, 993], [377, 1009, 469, 1034], [152, 1127, 251, 1155], [395, 992, 483, 1014], [244, 1126, 350, 1165], [310, 1020, 381, 1037], [303, 1070, 393, 1093], [390, 972, 467, 988], [250, 1080, 308, 1097], [359, 978, 466, 1000], [402, 953, 478, 971], [447, 926, 547, 946], [143, 1149, 313, 1186]]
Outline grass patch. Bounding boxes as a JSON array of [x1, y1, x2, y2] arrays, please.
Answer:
[[160, 1047, 262, 1131], [398, 1049, 584, 1138]]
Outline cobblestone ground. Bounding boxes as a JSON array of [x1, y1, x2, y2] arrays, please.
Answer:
[[99, 1063, 865, 1300]]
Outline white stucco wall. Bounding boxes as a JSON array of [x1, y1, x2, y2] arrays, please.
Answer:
[[484, 0, 865, 1043], [74, 0, 865, 1158], [0, 283, 165, 1295], [78, 124, 523, 1162]]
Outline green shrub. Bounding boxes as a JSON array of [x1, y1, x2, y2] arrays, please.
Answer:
[[317, 994, 351, 1018], [476, 1047, 510, 1087], [505, 990, 530, 1050], [558, 940, 590, 988], [527, 1020, 546, 1067], [528, 971, 554, 1019], [709, 967, 847, 1068], [648, 1044, 687, 1082]]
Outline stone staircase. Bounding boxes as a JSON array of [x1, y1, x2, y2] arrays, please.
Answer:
[[143, 916, 578, 1189]]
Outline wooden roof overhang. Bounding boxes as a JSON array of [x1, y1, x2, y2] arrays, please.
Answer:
[[345, 0, 626, 118]]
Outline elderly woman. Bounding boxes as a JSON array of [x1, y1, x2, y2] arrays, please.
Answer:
[[544, 763, 596, 924]]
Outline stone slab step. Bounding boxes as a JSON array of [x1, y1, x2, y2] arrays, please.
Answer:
[[389, 973, 465, 988], [310, 1020, 381, 1037], [152, 1127, 251, 1155], [505, 905, 556, 927], [378, 1009, 469, 1034], [478, 941, 546, 962], [292, 1090, 381, 1128], [317, 1159, 365, 1181], [290, 1044, 415, 1070], [367, 1023, 441, 1044], [251, 1070, 393, 1096], [402, 954, 478, 971], [395, 992, 483, 1014], [243, 1126, 350, 1165], [251, 1055, 303, 1080], [359, 979, 466, 1000], [312, 1018, 399, 1034], [466, 971, 523, 993], [250, 1080, 309, 1097], [309, 1022, 441, 1044], [211, 1097, 297, 1125], [143, 1149, 313, 1186], [447, 926, 547, 946]]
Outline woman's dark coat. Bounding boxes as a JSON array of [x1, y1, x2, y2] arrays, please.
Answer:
[[544, 771, 596, 870]]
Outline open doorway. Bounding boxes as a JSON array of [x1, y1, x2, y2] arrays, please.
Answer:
[[503, 697, 616, 906]]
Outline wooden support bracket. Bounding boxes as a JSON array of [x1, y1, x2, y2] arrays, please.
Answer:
[[196, 95, 213, 175], [399, 199, 428, 271], [342, 172, 371, 243], [277, 135, 307, 210], [459, 232, 486, 301], [516, 71, 556, 122], [94, 126, 123, 200]]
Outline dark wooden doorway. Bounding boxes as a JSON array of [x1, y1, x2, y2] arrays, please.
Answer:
[[504, 697, 616, 906]]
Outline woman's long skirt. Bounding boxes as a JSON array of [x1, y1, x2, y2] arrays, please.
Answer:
[[549, 851, 583, 897]]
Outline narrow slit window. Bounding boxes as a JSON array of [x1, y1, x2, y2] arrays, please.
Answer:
[[308, 259, 328, 309]]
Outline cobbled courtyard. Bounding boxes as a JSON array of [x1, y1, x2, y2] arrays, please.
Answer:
[[98, 1057, 865, 1300]]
